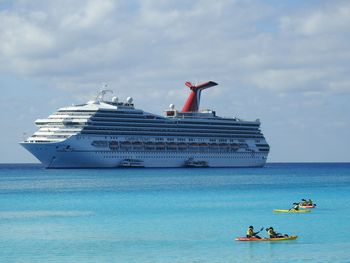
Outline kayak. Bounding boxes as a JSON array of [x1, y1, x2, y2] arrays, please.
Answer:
[[299, 204, 316, 209], [236, 236, 297, 242], [273, 209, 311, 213]]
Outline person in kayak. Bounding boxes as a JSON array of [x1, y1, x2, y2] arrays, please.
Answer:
[[266, 227, 288, 238], [246, 226, 262, 239], [308, 199, 313, 206], [301, 199, 308, 206], [290, 202, 300, 211]]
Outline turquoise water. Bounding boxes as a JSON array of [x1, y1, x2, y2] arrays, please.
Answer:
[[0, 163, 349, 262]]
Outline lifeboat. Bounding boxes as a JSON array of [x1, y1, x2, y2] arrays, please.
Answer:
[[119, 159, 144, 168], [184, 158, 209, 167]]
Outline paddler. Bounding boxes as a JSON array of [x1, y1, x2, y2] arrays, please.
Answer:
[[290, 202, 300, 211], [266, 227, 288, 238], [246, 226, 262, 239], [308, 199, 313, 206]]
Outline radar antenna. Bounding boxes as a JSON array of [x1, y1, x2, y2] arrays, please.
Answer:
[[96, 84, 113, 102]]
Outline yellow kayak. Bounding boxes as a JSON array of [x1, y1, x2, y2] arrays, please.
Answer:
[[274, 209, 311, 213]]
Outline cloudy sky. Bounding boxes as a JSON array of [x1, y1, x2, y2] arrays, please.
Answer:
[[0, 0, 349, 163]]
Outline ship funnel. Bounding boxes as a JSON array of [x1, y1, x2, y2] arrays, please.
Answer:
[[181, 81, 218, 112]]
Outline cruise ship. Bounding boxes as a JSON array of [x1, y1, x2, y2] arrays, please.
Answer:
[[20, 81, 270, 168]]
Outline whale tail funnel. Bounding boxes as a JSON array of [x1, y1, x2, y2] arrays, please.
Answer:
[[181, 81, 218, 112]]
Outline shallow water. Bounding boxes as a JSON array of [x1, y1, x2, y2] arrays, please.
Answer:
[[0, 163, 349, 262]]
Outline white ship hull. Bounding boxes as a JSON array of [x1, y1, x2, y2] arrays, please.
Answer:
[[20, 82, 270, 168], [21, 136, 267, 168]]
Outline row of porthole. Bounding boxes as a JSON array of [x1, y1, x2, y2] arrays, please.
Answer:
[[105, 137, 249, 143], [101, 156, 262, 159], [95, 152, 263, 156], [96, 151, 262, 155], [95, 151, 264, 157], [106, 150, 256, 153]]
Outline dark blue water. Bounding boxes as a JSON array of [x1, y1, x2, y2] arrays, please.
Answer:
[[0, 163, 349, 262]]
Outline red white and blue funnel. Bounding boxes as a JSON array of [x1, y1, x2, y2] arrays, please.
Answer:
[[181, 81, 218, 112]]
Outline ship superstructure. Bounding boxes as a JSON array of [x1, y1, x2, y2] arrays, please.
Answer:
[[21, 81, 270, 168]]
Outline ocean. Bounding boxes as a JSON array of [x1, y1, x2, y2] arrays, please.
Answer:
[[0, 163, 349, 262]]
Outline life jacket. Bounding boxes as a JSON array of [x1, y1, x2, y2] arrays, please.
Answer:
[[268, 229, 276, 238], [247, 228, 254, 237], [308, 200, 313, 205]]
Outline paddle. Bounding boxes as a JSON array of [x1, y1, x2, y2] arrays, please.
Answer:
[[289, 202, 299, 211], [255, 227, 264, 235]]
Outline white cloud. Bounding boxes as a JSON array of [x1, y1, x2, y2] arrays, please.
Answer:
[[280, 2, 350, 36], [60, 0, 115, 29], [251, 68, 326, 92], [0, 0, 349, 96], [0, 12, 55, 58]]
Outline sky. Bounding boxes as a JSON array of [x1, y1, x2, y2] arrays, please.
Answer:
[[0, 0, 349, 163]]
